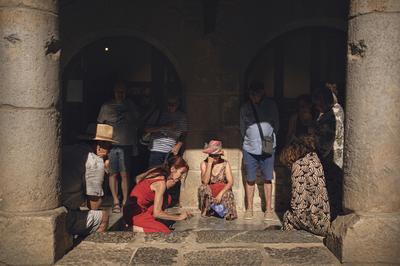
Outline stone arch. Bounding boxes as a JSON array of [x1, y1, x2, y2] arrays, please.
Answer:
[[61, 27, 185, 88], [240, 18, 347, 90]]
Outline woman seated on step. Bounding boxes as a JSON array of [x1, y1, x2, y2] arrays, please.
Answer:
[[280, 135, 331, 236], [198, 140, 238, 220], [123, 155, 193, 233]]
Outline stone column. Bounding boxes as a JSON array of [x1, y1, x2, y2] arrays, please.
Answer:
[[0, 0, 71, 264], [327, 0, 400, 264]]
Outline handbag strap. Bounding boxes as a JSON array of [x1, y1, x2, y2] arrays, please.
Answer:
[[250, 101, 265, 140]]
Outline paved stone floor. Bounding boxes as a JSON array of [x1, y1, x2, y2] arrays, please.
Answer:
[[57, 210, 340, 265]]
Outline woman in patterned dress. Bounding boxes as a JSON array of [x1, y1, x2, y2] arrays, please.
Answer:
[[280, 135, 331, 236], [198, 140, 238, 220]]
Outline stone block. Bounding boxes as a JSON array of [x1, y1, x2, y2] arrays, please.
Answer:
[[326, 212, 400, 264], [0, 108, 60, 212], [186, 95, 220, 131], [350, 0, 400, 17], [184, 148, 208, 171], [196, 230, 321, 244], [0, 0, 57, 12], [221, 95, 240, 127], [264, 247, 339, 265], [0, 8, 60, 108], [180, 170, 201, 209], [0, 207, 72, 265], [132, 247, 178, 265], [57, 241, 134, 265], [183, 249, 263, 265], [85, 232, 136, 243]]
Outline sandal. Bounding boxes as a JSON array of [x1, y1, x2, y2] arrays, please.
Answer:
[[112, 204, 121, 213]]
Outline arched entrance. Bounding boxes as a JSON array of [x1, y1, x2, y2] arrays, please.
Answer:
[[62, 36, 183, 145], [244, 26, 346, 150], [243, 26, 347, 212]]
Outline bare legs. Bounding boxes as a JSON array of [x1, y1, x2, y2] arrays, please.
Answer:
[[245, 181, 256, 211], [245, 180, 272, 211], [109, 172, 129, 208], [263, 180, 272, 212]]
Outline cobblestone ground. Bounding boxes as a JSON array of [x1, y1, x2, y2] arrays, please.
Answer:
[[57, 210, 340, 265]]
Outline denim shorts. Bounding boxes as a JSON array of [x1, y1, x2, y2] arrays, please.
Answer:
[[243, 150, 275, 182], [109, 145, 132, 174]]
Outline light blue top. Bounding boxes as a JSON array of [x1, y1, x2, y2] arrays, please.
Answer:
[[240, 98, 279, 155]]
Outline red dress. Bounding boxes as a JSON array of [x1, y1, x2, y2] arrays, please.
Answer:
[[124, 178, 172, 233]]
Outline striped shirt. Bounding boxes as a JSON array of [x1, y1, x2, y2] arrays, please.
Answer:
[[148, 110, 188, 153]]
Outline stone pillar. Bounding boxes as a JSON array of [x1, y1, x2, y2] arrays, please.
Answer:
[[0, 0, 71, 264], [326, 0, 400, 264]]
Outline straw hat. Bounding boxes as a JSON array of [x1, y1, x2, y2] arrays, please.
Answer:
[[203, 140, 224, 155], [78, 123, 118, 143]]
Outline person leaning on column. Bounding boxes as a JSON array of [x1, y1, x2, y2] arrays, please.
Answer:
[[61, 123, 116, 236]]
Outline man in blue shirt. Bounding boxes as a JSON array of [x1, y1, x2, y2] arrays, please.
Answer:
[[240, 81, 279, 220]]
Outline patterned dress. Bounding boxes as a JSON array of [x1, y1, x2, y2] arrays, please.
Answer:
[[198, 161, 238, 220], [283, 153, 331, 236]]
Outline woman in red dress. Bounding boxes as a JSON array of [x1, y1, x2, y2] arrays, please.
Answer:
[[123, 156, 192, 233]]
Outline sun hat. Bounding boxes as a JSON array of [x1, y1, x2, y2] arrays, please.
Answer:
[[78, 123, 118, 143], [202, 140, 224, 155]]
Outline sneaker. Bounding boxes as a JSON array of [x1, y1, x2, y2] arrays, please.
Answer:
[[244, 209, 254, 220], [264, 210, 275, 221]]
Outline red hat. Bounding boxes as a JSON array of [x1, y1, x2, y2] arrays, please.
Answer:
[[203, 140, 224, 155]]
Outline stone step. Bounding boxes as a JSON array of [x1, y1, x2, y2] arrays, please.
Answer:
[[57, 230, 340, 265]]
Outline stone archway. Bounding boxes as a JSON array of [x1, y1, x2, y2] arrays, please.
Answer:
[[61, 27, 185, 88]]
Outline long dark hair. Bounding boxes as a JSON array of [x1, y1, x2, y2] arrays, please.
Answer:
[[136, 155, 189, 183], [280, 135, 317, 168]]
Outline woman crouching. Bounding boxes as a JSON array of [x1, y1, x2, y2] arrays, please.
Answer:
[[280, 135, 331, 236], [198, 140, 238, 220], [123, 155, 192, 233]]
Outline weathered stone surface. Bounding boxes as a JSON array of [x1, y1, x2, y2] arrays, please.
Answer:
[[0, 7, 60, 108], [196, 230, 321, 244], [0, 108, 61, 212], [186, 95, 220, 131], [0, 0, 58, 12], [180, 170, 201, 208], [344, 2, 400, 212], [144, 231, 190, 243], [132, 247, 178, 265], [183, 249, 263, 265], [0, 207, 72, 265], [326, 212, 400, 264], [57, 242, 134, 265], [85, 231, 136, 243], [349, 0, 400, 17], [264, 247, 339, 265]]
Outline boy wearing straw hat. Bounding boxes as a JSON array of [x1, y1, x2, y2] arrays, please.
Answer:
[[61, 123, 116, 236]]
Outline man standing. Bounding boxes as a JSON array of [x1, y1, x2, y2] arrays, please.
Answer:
[[240, 81, 279, 220], [145, 95, 188, 167], [98, 81, 138, 213], [61, 124, 116, 236]]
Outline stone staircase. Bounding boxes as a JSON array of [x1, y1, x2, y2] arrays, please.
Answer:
[[57, 212, 340, 265]]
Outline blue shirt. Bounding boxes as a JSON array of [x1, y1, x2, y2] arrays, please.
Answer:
[[240, 98, 279, 155]]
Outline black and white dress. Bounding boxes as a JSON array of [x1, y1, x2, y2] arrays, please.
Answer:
[[283, 152, 331, 236]]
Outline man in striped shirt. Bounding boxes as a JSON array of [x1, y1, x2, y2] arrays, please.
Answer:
[[145, 96, 188, 167]]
